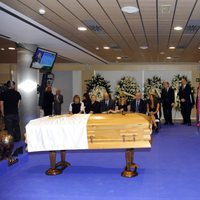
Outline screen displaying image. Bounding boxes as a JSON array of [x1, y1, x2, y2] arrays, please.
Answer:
[[31, 48, 57, 71]]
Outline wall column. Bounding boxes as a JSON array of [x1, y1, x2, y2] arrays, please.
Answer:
[[16, 44, 39, 133]]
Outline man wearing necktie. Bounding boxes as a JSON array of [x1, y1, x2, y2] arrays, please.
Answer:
[[131, 92, 146, 114], [100, 92, 115, 113], [161, 81, 175, 125], [178, 77, 195, 126], [136, 100, 140, 112]]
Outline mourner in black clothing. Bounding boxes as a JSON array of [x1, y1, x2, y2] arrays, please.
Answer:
[[100, 92, 115, 113], [43, 86, 54, 116], [116, 96, 130, 112], [147, 93, 160, 132], [161, 81, 175, 125], [0, 81, 21, 142], [131, 92, 146, 114], [178, 77, 195, 126], [69, 95, 84, 114], [90, 95, 100, 114], [82, 93, 91, 114]]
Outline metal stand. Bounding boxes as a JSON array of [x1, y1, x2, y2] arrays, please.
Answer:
[[56, 150, 71, 170], [121, 149, 138, 178], [46, 149, 139, 178], [46, 151, 70, 175]]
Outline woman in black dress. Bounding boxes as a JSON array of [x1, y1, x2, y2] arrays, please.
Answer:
[[82, 93, 91, 114], [43, 86, 54, 116], [69, 95, 84, 114], [147, 93, 160, 132], [115, 96, 130, 112], [90, 95, 100, 114]]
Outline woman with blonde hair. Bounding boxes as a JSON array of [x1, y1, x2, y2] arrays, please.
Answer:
[[147, 91, 160, 132], [69, 95, 84, 114], [115, 95, 130, 113]]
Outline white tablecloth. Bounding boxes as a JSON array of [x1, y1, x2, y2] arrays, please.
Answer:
[[25, 114, 90, 152]]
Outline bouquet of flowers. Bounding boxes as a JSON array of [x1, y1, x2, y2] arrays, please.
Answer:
[[144, 76, 162, 100], [114, 76, 140, 102], [86, 74, 111, 101], [171, 74, 195, 111]]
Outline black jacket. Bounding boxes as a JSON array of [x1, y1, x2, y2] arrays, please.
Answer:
[[178, 84, 195, 106], [130, 99, 146, 114], [90, 101, 101, 114], [161, 87, 175, 105], [100, 99, 115, 113]]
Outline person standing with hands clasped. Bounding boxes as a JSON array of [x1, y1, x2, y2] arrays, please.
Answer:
[[54, 89, 63, 115], [43, 86, 54, 116], [161, 81, 175, 125], [178, 77, 195, 126]]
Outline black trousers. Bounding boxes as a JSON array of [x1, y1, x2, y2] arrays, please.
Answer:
[[44, 106, 53, 116], [4, 114, 21, 142], [163, 104, 173, 124], [180, 102, 192, 124]]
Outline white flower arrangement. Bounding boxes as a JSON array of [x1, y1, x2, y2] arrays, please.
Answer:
[[171, 74, 182, 111], [114, 76, 140, 102], [171, 74, 195, 111], [86, 74, 112, 101], [89, 86, 107, 102], [144, 76, 162, 100]]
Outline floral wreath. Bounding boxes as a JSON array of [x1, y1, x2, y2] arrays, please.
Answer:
[[86, 74, 112, 101], [171, 74, 195, 111], [114, 76, 140, 102], [144, 76, 162, 100]]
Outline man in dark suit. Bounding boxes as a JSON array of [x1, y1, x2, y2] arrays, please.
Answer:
[[130, 92, 146, 114], [178, 77, 195, 126], [54, 89, 63, 115], [161, 81, 175, 125], [100, 92, 115, 113]]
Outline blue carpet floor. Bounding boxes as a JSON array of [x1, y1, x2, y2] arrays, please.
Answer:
[[1, 124, 200, 200]]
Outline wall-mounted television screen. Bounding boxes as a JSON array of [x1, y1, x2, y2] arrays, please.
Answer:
[[30, 47, 57, 72]]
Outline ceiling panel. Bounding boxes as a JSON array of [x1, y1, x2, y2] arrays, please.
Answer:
[[1, 0, 200, 63]]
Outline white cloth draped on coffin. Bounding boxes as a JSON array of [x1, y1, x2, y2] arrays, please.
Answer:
[[25, 114, 90, 152]]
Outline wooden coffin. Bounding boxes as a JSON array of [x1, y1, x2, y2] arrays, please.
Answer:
[[87, 113, 152, 149], [25, 113, 152, 177]]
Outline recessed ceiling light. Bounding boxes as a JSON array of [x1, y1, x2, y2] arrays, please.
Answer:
[[174, 26, 183, 31], [169, 46, 176, 49], [0, 48, 5, 51], [166, 56, 172, 59], [39, 8, 46, 15], [198, 46, 200, 50], [160, 52, 165, 55], [121, 6, 139, 14], [78, 26, 87, 31], [103, 46, 110, 50], [116, 56, 122, 60], [95, 47, 99, 50], [8, 47, 15, 50], [140, 46, 148, 50]]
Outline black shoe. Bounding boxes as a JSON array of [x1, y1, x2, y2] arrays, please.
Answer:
[[155, 128, 159, 133], [164, 122, 168, 125], [188, 123, 191, 126], [169, 123, 174, 125], [182, 123, 187, 125]]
